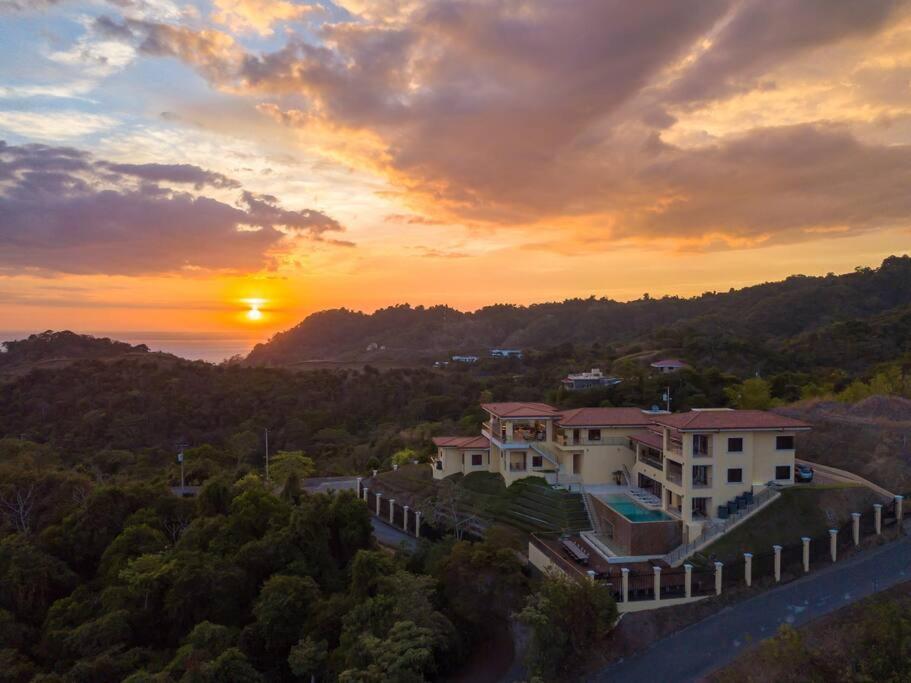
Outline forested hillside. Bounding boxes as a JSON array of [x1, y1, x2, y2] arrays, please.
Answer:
[[247, 256, 911, 373]]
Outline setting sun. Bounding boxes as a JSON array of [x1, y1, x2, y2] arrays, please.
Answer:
[[243, 298, 266, 322]]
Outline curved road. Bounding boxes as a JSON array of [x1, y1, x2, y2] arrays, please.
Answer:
[[591, 535, 911, 682]]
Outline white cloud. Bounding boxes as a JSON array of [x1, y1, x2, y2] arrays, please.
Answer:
[[0, 110, 118, 140]]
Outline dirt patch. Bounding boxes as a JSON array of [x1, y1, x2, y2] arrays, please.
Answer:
[[776, 396, 911, 494]]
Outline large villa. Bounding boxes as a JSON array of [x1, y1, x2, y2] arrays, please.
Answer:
[[432, 402, 811, 558]]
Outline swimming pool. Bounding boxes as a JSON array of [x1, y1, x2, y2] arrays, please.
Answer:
[[601, 494, 672, 522]]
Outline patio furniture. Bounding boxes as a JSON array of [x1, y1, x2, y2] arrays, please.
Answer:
[[560, 539, 590, 564]]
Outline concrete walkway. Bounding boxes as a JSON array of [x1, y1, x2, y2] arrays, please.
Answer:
[[591, 535, 911, 683]]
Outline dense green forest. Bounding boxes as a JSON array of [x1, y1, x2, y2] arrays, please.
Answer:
[[247, 256, 911, 373], [0, 436, 619, 681]]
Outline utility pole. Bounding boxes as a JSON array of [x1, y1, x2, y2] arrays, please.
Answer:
[[264, 428, 270, 483]]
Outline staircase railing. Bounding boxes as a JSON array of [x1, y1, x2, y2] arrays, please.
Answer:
[[663, 487, 780, 566]]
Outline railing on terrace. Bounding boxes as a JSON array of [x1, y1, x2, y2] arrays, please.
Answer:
[[638, 454, 664, 470], [509, 463, 528, 472], [666, 471, 682, 485], [663, 486, 778, 566]]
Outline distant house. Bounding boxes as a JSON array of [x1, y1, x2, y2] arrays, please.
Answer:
[[561, 368, 622, 391], [491, 348, 523, 359], [650, 358, 688, 374], [451, 355, 479, 363]]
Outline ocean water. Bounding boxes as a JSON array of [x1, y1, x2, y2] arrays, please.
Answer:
[[0, 330, 268, 364]]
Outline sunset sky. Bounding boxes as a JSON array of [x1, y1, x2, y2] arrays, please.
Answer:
[[2, 0, 911, 347]]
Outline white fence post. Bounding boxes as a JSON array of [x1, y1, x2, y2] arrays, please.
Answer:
[[773, 545, 782, 582], [874, 504, 883, 535], [653, 566, 662, 601], [375, 492, 382, 516], [684, 563, 692, 598], [388, 499, 396, 523], [852, 513, 861, 546], [714, 562, 723, 596], [621, 568, 629, 603], [829, 528, 838, 562], [744, 553, 753, 587], [802, 537, 811, 573], [403, 505, 410, 533]]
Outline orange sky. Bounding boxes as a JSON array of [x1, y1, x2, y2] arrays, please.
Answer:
[[2, 1, 911, 342]]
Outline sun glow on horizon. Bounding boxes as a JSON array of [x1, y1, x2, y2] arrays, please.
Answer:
[[242, 298, 266, 322]]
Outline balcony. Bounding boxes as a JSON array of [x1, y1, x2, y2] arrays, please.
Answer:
[[638, 453, 664, 470], [509, 462, 527, 472], [666, 470, 683, 486]]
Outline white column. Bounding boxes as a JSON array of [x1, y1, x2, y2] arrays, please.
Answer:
[[403, 505, 410, 533], [896, 495, 904, 526], [587, 570, 597, 582], [621, 567, 629, 603], [773, 545, 782, 582], [415, 510, 422, 538], [684, 563, 693, 598], [393, 463, 399, 471], [375, 492, 382, 516], [653, 566, 662, 601], [744, 553, 753, 587], [362, 486, 369, 502], [372, 469, 378, 477], [388, 499, 396, 523], [801, 536, 811, 573], [874, 504, 883, 535], [852, 512, 861, 546], [714, 562, 723, 596], [829, 528, 838, 562]]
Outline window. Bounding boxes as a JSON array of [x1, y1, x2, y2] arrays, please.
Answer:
[[471, 452, 483, 467], [727, 468, 743, 483], [588, 429, 601, 441], [775, 465, 792, 480], [573, 429, 580, 443], [531, 455, 543, 468], [727, 437, 743, 452], [776, 436, 795, 450], [435, 460, 443, 470], [693, 434, 709, 456]]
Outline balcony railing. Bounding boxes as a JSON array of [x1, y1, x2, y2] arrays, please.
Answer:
[[692, 479, 712, 489], [638, 454, 664, 470], [666, 471, 683, 485], [509, 463, 527, 472]]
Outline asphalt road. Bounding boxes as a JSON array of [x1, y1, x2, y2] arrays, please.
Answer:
[[591, 535, 911, 682], [371, 516, 418, 551]]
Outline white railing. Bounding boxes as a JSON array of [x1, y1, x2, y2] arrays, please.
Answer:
[[663, 487, 780, 566], [581, 487, 600, 534]]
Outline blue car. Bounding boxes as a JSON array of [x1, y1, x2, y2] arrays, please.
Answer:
[[796, 464, 814, 482]]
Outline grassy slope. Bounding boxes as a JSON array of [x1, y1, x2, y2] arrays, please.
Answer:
[[694, 485, 879, 565]]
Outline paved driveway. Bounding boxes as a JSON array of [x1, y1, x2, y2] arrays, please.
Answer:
[[591, 535, 911, 682]]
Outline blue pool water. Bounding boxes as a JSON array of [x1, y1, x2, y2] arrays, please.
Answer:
[[602, 494, 672, 522]]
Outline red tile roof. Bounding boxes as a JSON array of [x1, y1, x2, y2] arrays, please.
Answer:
[[629, 430, 664, 450], [481, 402, 561, 418], [652, 409, 811, 431], [432, 436, 490, 449], [558, 407, 655, 427]]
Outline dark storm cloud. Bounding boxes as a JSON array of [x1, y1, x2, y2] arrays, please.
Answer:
[[0, 141, 346, 275]]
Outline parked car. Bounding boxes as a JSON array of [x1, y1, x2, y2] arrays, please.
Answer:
[[796, 463, 814, 482]]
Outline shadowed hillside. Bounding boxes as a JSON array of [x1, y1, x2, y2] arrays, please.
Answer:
[[0, 331, 180, 379], [246, 256, 911, 373]]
